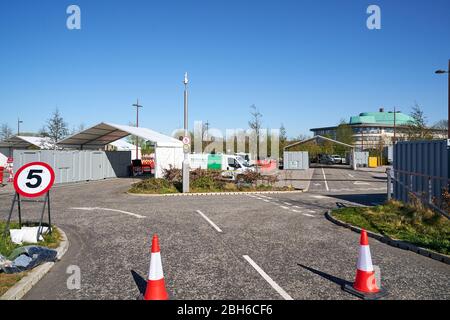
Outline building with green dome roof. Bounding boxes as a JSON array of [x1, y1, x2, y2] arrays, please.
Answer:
[[311, 108, 445, 150]]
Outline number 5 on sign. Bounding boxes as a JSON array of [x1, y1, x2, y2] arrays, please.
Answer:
[[14, 162, 55, 198]]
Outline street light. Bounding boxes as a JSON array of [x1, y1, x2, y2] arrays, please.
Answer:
[[434, 60, 449, 140], [132, 99, 143, 160], [17, 118, 23, 135]]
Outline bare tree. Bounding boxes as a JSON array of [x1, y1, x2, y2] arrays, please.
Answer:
[[279, 123, 287, 157], [406, 103, 433, 140], [433, 119, 448, 131], [0, 123, 13, 141], [45, 108, 69, 146], [248, 105, 263, 160], [248, 104, 262, 136]]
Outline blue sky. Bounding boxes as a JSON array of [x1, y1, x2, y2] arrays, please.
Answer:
[[0, 0, 449, 138]]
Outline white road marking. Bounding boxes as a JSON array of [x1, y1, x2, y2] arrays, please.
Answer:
[[196, 210, 223, 233], [280, 206, 290, 210], [348, 174, 355, 178], [263, 199, 270, 202], [292, 209, 302, 213], [302, 213, 315, 217], [243, 255, 293, 300], [70, 207, 146, 219], [311, 195, 327, 199], [314, 183, 321, 186], [283, 202, 292, 206], [354, 181, 370, 185], [321, 168, 329, 191]]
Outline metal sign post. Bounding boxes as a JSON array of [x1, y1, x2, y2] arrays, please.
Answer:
[[3, 162, 55, 242], [182, 72, 190, 193], [4, 191, 52, 242]]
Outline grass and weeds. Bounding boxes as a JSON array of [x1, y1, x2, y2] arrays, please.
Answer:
[[332, 200, 450, 255], [129, 167, 293, 194], [0, 221, 61, 296], [0, 272, 27, 296]]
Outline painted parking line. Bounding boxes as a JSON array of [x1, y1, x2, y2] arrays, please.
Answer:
[[70, 207, 146, 219], [311, 195, 328, 199], [243, 255, 293, 300], [353, 181, 370, 185], [196, 210, 223, 233], [302, 213, 315, 217], [321, 168, 330, 191]]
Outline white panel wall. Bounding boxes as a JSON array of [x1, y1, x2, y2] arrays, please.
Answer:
[[13, 150, 131, 184]]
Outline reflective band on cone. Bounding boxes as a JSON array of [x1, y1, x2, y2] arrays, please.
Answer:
[[353, 230, 379, 293], [144, 234, 169, 300]]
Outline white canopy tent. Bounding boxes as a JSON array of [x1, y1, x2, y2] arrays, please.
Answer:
[[0, 136, 55, 167], [0, 135, 55, 149], [57, 123, 183, 178]]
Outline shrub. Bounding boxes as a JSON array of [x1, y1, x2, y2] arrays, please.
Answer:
[[163, 166, 182, 183], [262, 174, 279, 186], [236, 171, 262, 187], [190, 168, 225, 191], [129, 178, 178, 194]]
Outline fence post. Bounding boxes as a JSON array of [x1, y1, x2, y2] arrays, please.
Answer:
[[386, 168, 392, 201], [409, 174, 413, 192], [428, 177, 432, 204]]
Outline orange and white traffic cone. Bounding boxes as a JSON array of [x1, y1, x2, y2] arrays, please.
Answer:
[[343, 229, 387, 299], [143, 234, 169, 300]]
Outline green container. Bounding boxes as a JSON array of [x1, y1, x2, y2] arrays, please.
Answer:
[[207, 154, 222, 170]]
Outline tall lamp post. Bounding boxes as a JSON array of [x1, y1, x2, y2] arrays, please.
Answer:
[[17, 118, 23, 135], [132, 99, 143, 160], [435, 59, 450, 185], [182, 73, 190, 193]]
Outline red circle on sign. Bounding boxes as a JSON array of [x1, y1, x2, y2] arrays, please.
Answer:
[[13, 162, 55, 198]]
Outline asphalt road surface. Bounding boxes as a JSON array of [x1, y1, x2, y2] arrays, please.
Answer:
[[1, 166, 448, 300]]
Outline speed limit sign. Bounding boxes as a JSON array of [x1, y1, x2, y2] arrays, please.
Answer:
[[13, 162, 55, 198]]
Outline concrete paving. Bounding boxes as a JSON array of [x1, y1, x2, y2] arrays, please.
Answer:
[[0, 167, 448, 300]]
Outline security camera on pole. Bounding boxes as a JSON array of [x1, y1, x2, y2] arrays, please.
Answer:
[[182, 72, 190, 193]]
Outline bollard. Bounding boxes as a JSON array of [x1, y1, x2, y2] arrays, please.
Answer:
[[386, 168, 392, 201], [0, 166, 3, 185]]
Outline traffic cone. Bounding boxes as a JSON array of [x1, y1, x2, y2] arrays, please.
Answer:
[[7, 167, 13, 183], [143, 234, 169, 300], [342, 230, 387, 299]]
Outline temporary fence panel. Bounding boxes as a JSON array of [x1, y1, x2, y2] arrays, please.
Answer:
[[13, 150, 131, 184], [393, 140, 449, 206], [283, 151, 309, 170], [352, 151, 369, 167]]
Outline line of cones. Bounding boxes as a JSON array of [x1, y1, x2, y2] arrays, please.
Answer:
[[140, 229, 386, 300]]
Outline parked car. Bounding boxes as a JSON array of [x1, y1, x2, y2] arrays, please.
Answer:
[[319, 155, 334, 165], [331, 154, 343, 164]]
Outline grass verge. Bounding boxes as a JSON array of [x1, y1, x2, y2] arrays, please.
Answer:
[[129, 178, 294, 194], [0, 221, 61, 296], [332, 200, 450, 255]]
